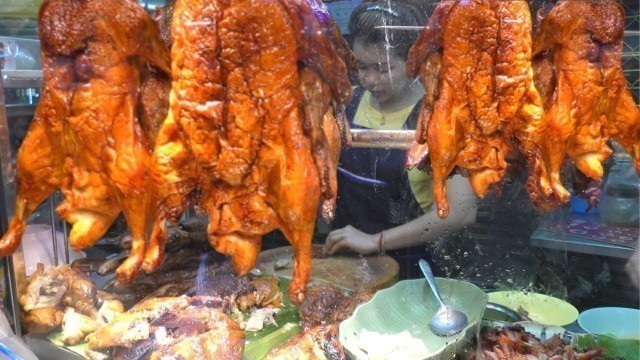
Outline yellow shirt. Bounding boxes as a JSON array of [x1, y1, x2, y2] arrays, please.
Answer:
[[353, 91, 434, 213]]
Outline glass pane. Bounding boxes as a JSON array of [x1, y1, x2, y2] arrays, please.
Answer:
[[0, 0, 637, 358]]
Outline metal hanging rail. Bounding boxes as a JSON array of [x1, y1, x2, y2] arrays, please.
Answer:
[[349, 129, 416, 150]]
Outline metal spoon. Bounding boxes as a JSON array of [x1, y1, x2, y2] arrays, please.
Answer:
[[419, 259, 469, 336]]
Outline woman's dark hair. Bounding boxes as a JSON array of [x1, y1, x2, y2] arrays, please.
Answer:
[[348, 1, 426, 60]]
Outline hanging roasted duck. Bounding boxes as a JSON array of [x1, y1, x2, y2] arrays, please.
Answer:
[[405, 0, 552, 218], [145, 0, 351, 303], [0, 0, 171, 283], [532, 0, 640, 206]]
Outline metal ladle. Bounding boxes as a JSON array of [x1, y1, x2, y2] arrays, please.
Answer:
[[419, 259, 468, 336]]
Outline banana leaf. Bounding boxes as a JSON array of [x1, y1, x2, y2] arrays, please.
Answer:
[[243, 277, 301, 359], [572, 333, 640, 360], [0, 1, 42, 20]]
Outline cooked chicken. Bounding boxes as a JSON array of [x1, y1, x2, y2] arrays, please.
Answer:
[[88, 297, 190, 349], [532, 0, 640, 205], [97, 299, 124, 324], [20, 264, 99, 334], [19, 264, 98, 334], [298, 284, 343, 329], [61, 308, 100, 345], [236, 276, 282, 311], [147, 0, 351, 303], [153, 320, 244, 360], [406, 0, 552, 218], [20, 263, 67, 312], [21, 307, 64, 335], [0, 0, 171, 284], [95, 299, 244, 359], [263, 324, 345, 360]]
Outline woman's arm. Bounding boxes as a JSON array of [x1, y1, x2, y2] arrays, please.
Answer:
[[324, 174, 477, 254]]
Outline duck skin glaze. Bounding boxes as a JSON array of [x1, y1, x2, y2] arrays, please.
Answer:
[[0, 0, 171, 283], [532, 0, 640, 206], [405, 0, 552, 218], [146, 0, 352, 303]]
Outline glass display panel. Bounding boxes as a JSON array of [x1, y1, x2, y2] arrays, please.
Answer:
[[0, 0, 637, 358]]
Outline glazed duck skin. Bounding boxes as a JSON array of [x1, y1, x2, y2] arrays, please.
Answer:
[[147, 0, 351, 303], [0, 0, 170, 283], [405, 0, 551, 218], [533, 0, 640, 204]]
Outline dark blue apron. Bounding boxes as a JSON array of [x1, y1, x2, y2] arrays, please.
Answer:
[[333, 87, 429, 278]]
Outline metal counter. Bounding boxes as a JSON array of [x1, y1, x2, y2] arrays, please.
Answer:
[[530, 212, 636, 259]]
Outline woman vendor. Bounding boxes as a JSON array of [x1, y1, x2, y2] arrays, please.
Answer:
[[323, 1, 478, 277]]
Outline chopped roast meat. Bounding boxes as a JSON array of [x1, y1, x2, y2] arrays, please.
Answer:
[[185, 262, 254, 302], [329, 288, 373, 325], [532, 0, 640, 206], [405, 0, 552, 218], [468, 325, 605, 360], [117, 217, 210, 252], [298, 284, 373, 329], [146, 0, 352, 303], [236, 276, 282, 311], [96, 299, 244, 359], [61, 308, 100, 345], [263, 324, 345, 360], [298, 284, 344, 329], [20, 264, 99, 334], [21, 307, 64, 335], [0, 0, 171, 283]]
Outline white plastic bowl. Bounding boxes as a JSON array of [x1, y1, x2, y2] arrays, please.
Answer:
[[578, 307, 640, 339]]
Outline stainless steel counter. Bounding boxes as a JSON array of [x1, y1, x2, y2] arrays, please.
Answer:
[[530, 212, 636, 259]]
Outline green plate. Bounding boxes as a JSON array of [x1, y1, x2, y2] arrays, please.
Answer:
[[0, 0, 42, 19], [488, 291, 578, 326], [340, 278, 487, 360]]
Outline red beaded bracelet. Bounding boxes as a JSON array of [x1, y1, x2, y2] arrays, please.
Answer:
[[377, 231, 385, 255]]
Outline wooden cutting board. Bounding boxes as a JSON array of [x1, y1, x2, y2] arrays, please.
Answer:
[[255, 245, 399, 292]]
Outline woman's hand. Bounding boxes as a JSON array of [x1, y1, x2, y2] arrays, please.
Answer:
[[625, 247, 639, 289], [323, 225, 379, 255]]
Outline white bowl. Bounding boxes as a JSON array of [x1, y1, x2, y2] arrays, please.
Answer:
[[22, 224, 86, 276], [578, 307, 640, 339]]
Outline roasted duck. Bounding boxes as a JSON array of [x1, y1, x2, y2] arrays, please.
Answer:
[[532, 0, 640, 205], [263, 324, 345, 360], [405, 0, 552, 217], [147, 0, 352, 302], [308, 0, 357, 85], [0, 0, 170, 283]]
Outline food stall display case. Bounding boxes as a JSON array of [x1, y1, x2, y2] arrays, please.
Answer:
[[0, 0, 638, 359]]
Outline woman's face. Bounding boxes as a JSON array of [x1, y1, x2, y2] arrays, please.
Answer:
[[353, 39, 410, 105]]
